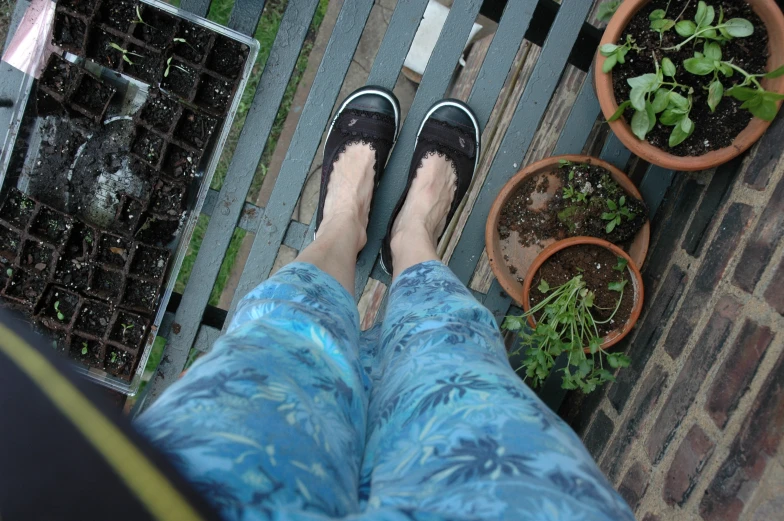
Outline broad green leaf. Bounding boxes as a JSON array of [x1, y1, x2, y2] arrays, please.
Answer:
[[651, 88, 670, 112], [606, 219, 617, 233], [680, 116, 694, 135], [602, 54, 618, 73], [764, 65, 784, 79], [747, 97, 779, 121], [649, 9, 666, 20], [651, 19, 675, 32], [502, 316, 524, 331], [661, 57, 676, 77], [704, 42, 722, 61], [600, 43, 619, 56], [675, 20, 696, 36], [708, 80, 724, 112], [629, 86, 647, 111], [702, 28, 717, 38], [614, 354, 631, 368], [589, 337, 601, 355], [608, 280, 628, 293], [669, 121, 691, 147], [740, 94, 763, 110], [719, 63, 734, 77], [683, 57, 715, 75], [695, 1, 707, 26], [606, 199, 617, 211], [601, 212, 616, 220], [613, 256, 628, 272], [619, 195, 626, 206], [608, 100, 631, 121], [607, 354, 621, 368], [597, 0, 621, 22], [669, 91, 690, 109], [645, 101, 657, 132], [617, 45, 630, 64], [659, 108, 681, 126], [704, 5, 715, 26], [724, 18, 754, 37], [762, 91, 784, 101], [726, 85, 758, 101], [627, 73, 659, 91], [538, 279, 550, 293]]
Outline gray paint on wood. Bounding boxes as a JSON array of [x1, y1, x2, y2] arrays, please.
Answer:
[[179, 0, 212, 17], [553, 69, 600, 156], [367, 0, 430, 88], [599, 132, 631, 171], [283, 220, 309, 249], [141, 0, 321, 410], [226, 0, 375, 320], [229, 0, 267, 36], [353, 0, 485, 298], [447, 0, 594, 286], [639, 165, 675, 218]]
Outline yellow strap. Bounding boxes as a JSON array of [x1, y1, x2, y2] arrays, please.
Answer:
[[0, 323, 207, 521]]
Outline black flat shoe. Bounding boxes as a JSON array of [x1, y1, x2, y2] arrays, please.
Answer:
[[314, 85, 401, 240], [380, 98, 480, 275]]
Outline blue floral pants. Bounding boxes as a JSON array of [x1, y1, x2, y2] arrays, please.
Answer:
[[136, 261, 633, 521]]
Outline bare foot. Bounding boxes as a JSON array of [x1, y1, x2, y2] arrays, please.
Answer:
[[390, 152, 456, 256], [319, 142, 376, 250]]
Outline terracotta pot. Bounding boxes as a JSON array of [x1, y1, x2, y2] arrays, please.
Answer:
[[594, 0, 784, 171], [485, 154, 650, 306], [522, 237, 645, 351]]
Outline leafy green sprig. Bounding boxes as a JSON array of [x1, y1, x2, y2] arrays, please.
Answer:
[[602, 195, 636, 233], [597, 0, 621, 23], [503, 273, 631, 393], [666, 2, 753, 51], [600, 35, 642, 73]]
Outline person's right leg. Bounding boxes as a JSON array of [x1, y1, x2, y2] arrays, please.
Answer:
[[361, 118, 634, 520]]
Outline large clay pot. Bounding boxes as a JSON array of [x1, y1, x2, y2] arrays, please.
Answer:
[[522, 237, 645, 351], [485, 154, 650, 306], [594, 0, 784, 171]]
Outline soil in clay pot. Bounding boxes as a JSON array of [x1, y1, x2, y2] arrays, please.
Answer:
[[611, 0, 768, 156], [139, 91, 180, 132], [74, 299, 112, 337], [0, 189, 36, 229], [207, 36, 249, 79], [41, 55, 77, 95], [98, 0, 138, 32], [132, 7, 177, 49], [70, 335, 104, 368], [52, 11, 87, 54], [499, 162, 647, 253], [173, 21, 212, 63], [110, 310, 148, 349], [529, 244, 634, 337]]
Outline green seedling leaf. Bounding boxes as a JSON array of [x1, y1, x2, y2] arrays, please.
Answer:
[[597, 0, 621, 22], [81, 343, 88, 355], [726, 85, 758, 101], [108, 42, 126, 53], [606, 199, 617, 211], [651, 19, 675, 32], [675, 20, 696, 36], [659, 108, 681, 126], [589, 337, 602, 355], [600, 43, 619, 56], [651, 88, 670, 113], [502, 316, 524, 332], [649, 9, 666, 20], [628, 73, 659, 91], [746, 96, 779, 121], [764, 65, 784, 79], [704, 5, 716, 26], [669, 118, 693, 147], [608, 280, 628, 293], [704, 42, 722, 61], [613, 256, 628, 272], [608, 100, 631, 121], [645, 101, 656, 132], [708, 80, 724, 112], [661, 57, 676, 77], [631, 108, 650, 140], [723, 18, 754, 37], [695, 1, 708, 26], [684, 57, 716, 75], [619, 195, 626, 206], [602, 54, 618, 73], [558, 159, 573, 166], [669, 91, 690, 109], [538, 279, 550, 293], [606, 219, 617, 233], [5, 268, 11, 277]]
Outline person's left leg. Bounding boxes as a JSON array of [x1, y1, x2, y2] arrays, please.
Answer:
[[136, 86, 399, 519]]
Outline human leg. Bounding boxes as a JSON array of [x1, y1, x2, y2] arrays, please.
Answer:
[[136, 87, 400, 521]]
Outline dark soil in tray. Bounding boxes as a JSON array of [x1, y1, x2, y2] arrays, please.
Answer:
[[499, 162, 647, 248], [135, 216, 180, 246], [53, 11, 86, 53], [139, 90, 180, 132], [63, 222, 96, 260], [20, 240, 56, 278], [109, 310, 147, 349], [530, 244, 634, 337], [612, 0, 768, 156], [122, 278, 158, 312], [174, 21, 212, 63], [175, 109, 217, 149], [90, 266, 124, 301], [56, 256, 91, 290], [112, 195, 145, 236], [98, 0, 138, 32], [162, 143, 199, 179], [74, 299, 112, 336], [30, 207, 72, 242], [123, 44, 162, 84], [149, 179, 186, 216], [195, 75, 233, 113], [39, 287, 80, 325], [207, 36, 249, 79], [0, 190, 35, 228], [161, 59, 197, 99], [70, 335, 104, 368], [4, 269, 46, 306], [105, 346, 133, 377], [130, 244, 169, 280], [41, 55, 77, 95], [132, 8, 177, 49], [132, 127, 165, 166], [0, 225, 20, 262], [59, 0, 98, 16], [97, 234, 131, 268], [71, 73, 115, 116], [86, 29, 123, 69]]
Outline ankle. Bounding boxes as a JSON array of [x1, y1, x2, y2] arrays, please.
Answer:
[[319, 212, 368, 251]]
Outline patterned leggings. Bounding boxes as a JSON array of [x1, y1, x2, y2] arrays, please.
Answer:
[[136, 261, 633, 521]]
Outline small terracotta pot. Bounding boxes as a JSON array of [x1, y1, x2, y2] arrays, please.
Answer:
[[595, 0, 784, 171], [522, 237, 645, 351], [485, 154, 650, 306]]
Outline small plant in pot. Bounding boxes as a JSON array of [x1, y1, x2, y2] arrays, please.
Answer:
[[595, 0, 784, 170], [502, 237, 643, 393]]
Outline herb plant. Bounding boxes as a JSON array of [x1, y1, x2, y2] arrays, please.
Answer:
[[54, 300, 65, 321], [164, 57, 190, 78], [81, 342, 88, 355], [599, 35, 641, 73], [601, 195, 636, 233], [503, 273, 631, 394], [597, 0, 622, 23], [108, 42, 143, 65]]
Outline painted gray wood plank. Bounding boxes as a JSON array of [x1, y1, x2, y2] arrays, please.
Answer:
[[141, 0, 321, 410], [179, 0, 212, 17], [226, 0, 376, 320], [352, 0, 485, 298], [366, 0, 430, 88], [448, 0, 594, 286], [283, 220, 309, 249], [599, 132, 632, 171], [228, 0, 267, 37], [0, 0, 31, 137], [552, 69, 600, 156], [201, 188, 264, 232], [639, 165, 676, 218]]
